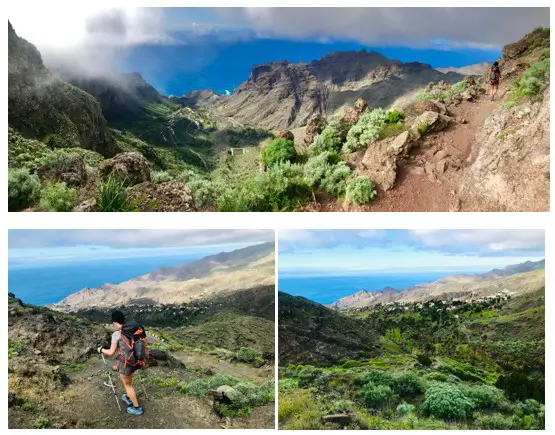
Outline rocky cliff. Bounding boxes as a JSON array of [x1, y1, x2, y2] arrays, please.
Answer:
[[215, 50, 463, 130], [8, 22, 117, 156]]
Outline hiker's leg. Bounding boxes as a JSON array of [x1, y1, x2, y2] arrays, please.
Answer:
[[120, 373, 139, 407]]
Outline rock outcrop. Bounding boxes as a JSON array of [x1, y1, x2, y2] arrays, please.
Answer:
[[304, 114, 327, 145], [99, 152, 151, 186], [462, 87, 550, 212], [8, 22, 117, 157], [127, 180, 194, 212]]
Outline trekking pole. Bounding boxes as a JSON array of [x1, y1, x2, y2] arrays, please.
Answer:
[[99, 346, 121, 411], [138, 370, 149, 400]]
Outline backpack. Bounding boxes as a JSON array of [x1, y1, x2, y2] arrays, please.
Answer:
[[489, 67, 499, 81], [117, 320, 149, 369]]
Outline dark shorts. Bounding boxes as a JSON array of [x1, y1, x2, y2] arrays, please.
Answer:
[[116, 358, 139, 376], [490, 80, 499, 86]]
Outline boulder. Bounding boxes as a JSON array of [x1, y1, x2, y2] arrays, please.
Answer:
[[127, 180, 194, 212], [73, 198, 97, 212], [322, 414, 352, 426], [411, 111, 454, 135], [353, 98, 369, 114], [356, 131, 414, 191], [341, 106, 360, 126], [503, 39, 528, 59], [404, 100, 448, 117], [276, 130, 294, 141], [99, 152, 150, 186], [304, 114, 327, 145]]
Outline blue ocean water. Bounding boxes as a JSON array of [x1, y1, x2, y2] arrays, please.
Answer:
[[279, 271, 484, 304], [8, 254, 203, 306]]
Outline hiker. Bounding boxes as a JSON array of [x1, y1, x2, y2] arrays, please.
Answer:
[[97, 310, 145, 415], [488, 61, 501, 101]]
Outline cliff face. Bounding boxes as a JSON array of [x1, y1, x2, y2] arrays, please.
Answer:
[[8, 22, 116, 156], [216, 50, 463, 130]]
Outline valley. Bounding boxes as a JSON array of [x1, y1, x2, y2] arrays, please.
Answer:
[[278, 261, 545, 430], [8, 22, 550, 212]]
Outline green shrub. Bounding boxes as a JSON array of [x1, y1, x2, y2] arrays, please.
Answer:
[[151, 170, 173, 184], [343, 109, 388, 152], [66, 363, 85, 372], [387, 110, 405, 124], [328, 399, 356, 413], [474, 413, 513, 429], [417, 122, 429, 136], [260, 138, 297, 167], [396, 402, 416, 416], [426, 372, 448, 382], [40, 182, 76, 212], [8, 128, 50, 169], [355, 371, 395, 387], [464, 384, 506, 409], [392, 372, 424, 396], [495, 372, 544, 402], [423, 383, 475, 420], [33, 416, 51, 429], [345, 176, 377, 205], [359, 382, 398, 409], [36, 149, 82, 181], [505, 57, 550, 107], [148, 376, 180, 388], [8, 340, 24, 359], [417, 354, 433, 367], [303, 151, 341, 187], [97, 176, 130, 212], [379, 122, 406, 139], [8, 169, 40, 211], [213, 381, 274, 417], [235, 347, 264, 365], [279, 378, 299, 392], [297, 366, 324, 388], [186, 177, 224, 209], [310, 120, 348, 155], [181, 373, 239, 397], [321, 162, 352, 196]]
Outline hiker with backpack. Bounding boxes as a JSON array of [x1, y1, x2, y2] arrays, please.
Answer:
[[97, 310, 149, 416], [488, 61, 501, 101]]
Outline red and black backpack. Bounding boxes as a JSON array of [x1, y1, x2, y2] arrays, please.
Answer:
[[117, 320, 150, 369]]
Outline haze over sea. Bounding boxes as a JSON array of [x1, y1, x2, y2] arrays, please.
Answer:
[[279, 268, 490, 304], [8, 254, 203, 306]]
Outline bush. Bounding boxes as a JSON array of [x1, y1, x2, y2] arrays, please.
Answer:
[[423, 384, 475, 420], [417, 354, 433, 367], [36, 149, 83, 181], [495, 372, 544, 402], [396, 402, 416, 416], [345, 176, 377, 205], [328, 399, 356, 413], [310, 120, 348, 155], [355, 371, 395, 387], [151, 170, 173, 184], [181, 373, 239, 397], [417, 122, 429, 136], [359, 382, 398, 409], [474, 413, 513, 429], [279, 378, 299, 392], [321, 162, 352, 196], [260, 138, 297, 167], [303, 151, 341, 187], [297, 366, 324, 388], [387, 110, 405, 124], [33, 416, 51, 429], [97, 176, 130, 212], [343, 109, 388, 152], [186, 177, 225, 209], [40, 182, 76, 212], [8, 128, 50, 170], [392, 372, 424, 396], [505, 57, 550, 106], [8, 169, 41, 211], [464, 384, 506, 409], [235, 347, 264, 365]]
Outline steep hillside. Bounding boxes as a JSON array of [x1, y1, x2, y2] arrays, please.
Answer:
[[278, 292, 381, 365], [437, 62, 490, 75], [331, 260, 545, 309], [9, 292, 275, 429], [215, 51, 462, 130], [50, 243, 275, 311], [8, 22, 116, 157]]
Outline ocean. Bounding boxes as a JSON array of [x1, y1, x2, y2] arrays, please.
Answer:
[[8, 254, 203, 306], [278, 270, 485, 305]]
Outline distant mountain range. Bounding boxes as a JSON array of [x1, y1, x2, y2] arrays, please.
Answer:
[[50, 242, 275, 311], [330, 259, 545, 309], [437, 62, 491, 76]]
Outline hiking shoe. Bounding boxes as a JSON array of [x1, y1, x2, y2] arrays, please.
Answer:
[[122, 394, 133, 406], [127, 406, 144, 415]]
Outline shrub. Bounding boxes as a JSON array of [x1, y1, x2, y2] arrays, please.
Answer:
[[181, 373, 239, 397], [235, 347, 264, 365], [151, 170, 173, 184], [379, 122, 406, 139], [303, 151, 341, 186], [8, 169, 40, 211], [279, 378, 299, 392], [505, 57, 550, 106], [355, 371, 395, 387], [343, 109, 388, 152], [495, 372, 544, 402], [464, 384, 506, 409], [279, 389, 323, 429], [426, 372, 448, 382], [396, 402, 416, 416], [328, 399, 356, 413], [36, 149, 82, 180], [40, 182, 76, 212], [392, 372, 424, 396], [8, 128, 50, 170], [320, 162, 352, 197], [423, 383, 475, 420], [186, 177, 224, 209], [66, 363, 85, 372], [417, 122, 429, 136], [260, 138, 297, 167], [345, 176, 377, 205], [97, 176, 130, 212], [474, 413, 513, 429], [359, 382, 398, 408], [297, 366, 324, 388], [148, 376, 180, 388], [387, 110, 405, 124], [33, 416, 51, 429], [310, 120, 348, 155]]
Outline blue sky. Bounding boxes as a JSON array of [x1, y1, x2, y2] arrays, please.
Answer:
[[8, 229, 274, 270], [8, 7, 549, 95], [279, 230, 545, 276]]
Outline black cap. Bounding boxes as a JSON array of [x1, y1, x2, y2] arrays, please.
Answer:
[[111, 310, 125, 324], [493, 61, 499, 66]]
